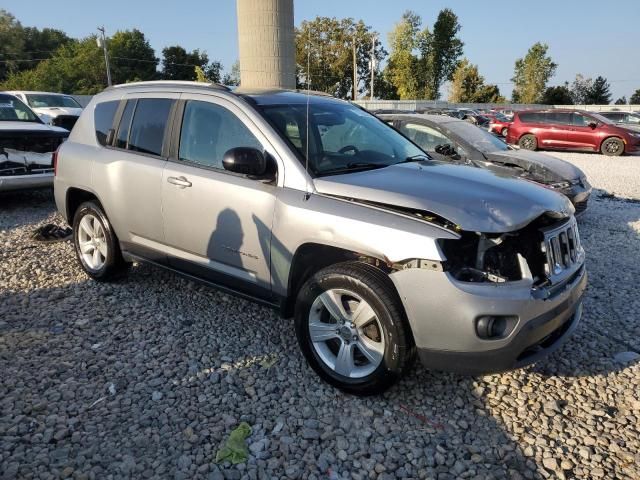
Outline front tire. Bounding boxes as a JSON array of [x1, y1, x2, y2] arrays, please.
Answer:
[[501, 127, 509, 137], [294, 262, 414, 395], [72, 201, 129, 281], [519, 134, 538, 151], [600, 137, 624, 156]]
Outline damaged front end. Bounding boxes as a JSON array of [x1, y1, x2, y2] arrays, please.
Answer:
[[439, 213, 585, 295]]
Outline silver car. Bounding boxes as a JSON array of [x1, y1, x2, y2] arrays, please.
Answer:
[[54, 81, 587, 395]]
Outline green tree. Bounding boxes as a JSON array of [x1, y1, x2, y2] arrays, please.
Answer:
[[1, 36, 106, 94], [161, 46, 221, 82], [19, 27, 71, 71], [385, 11, 423, 99], [448, 59, 503, 103], [511, 43, 557, 103], [422, 8, 464, 99], [631, 89, 640, 105], [108, 29, 158, 83], [296, 17, 385, 99], [540, 84, 573, 105], [614, 96, 627, 105], [222, 61, 240, 86], [586, 76, 612, 104], [0, 10, 25, 82]]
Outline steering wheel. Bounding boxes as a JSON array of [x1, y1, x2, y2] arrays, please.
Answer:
[[338, 145, 360, 155]]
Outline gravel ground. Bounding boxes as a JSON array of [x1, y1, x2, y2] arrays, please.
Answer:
[[1, 153, 639, 480]]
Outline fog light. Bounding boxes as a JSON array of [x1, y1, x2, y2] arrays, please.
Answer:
[[476, 316, 516, 339]]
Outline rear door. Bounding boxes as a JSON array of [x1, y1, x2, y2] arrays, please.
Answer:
[[91, 93, 178, 263], [160, 94, 279, 296], [539, 112, 570, 148], [566, 113, 599, 151]]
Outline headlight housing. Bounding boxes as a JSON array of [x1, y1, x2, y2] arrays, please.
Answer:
[[548, 181, 571, 190]]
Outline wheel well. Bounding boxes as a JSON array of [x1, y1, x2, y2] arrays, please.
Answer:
[[66, 188, 100, 223], [280, 243, 391, 318]]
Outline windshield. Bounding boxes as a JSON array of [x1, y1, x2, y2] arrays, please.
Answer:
[[0, 94, 41, 122], [26, 94, 81, 109], [445, 120, 509, 153], [258, 101, 427, 176]]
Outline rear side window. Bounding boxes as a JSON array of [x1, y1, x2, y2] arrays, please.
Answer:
[[545, 112, 571, 125], [94, 101, 119, 146], [519, 112, 541, 123], [128, 99, 174, 156]]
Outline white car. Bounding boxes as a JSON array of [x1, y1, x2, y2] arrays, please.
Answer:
[[0, 93, 69, 192], [6, 91, 83, 131]]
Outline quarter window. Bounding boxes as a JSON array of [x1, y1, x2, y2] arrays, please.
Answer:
[[94, 100, 119, 146], [128, 98, 174, 156], [115, 100, 135, 149], [178, 101, 262, 169]]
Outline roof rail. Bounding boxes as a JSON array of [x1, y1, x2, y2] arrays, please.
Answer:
[[105, 80, 231, 92]]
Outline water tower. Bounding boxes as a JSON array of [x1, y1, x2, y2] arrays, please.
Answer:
[[236, 0, 296, 89]]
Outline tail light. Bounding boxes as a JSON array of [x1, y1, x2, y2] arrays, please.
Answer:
[[52, 148, 60, 176]]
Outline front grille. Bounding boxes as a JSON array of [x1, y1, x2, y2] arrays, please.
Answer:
[[540, 217, 583, 283]]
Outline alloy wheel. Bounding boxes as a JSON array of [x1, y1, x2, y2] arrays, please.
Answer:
[[308, 288, 385, 378], [77, 214, 108, 270]]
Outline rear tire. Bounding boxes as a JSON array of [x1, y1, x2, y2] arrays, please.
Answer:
[[600, 137, 624, 156], [518, 134, 538, 151], [294, 262, 414, 396], [72, 201, 129, 281]]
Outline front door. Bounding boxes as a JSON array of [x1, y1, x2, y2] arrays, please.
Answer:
[[161, 95, 278, 296], [566, 113, 599, 151]]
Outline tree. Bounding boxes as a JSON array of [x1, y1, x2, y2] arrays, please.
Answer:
[[385, 11, 423, 99], [630, 89, 640, 105], [540, 84, 573, 105], [0, 10, 25, 82], [614, 96, 627, 105], [222, 61, 240, 86], [108, 29, 158, 83], [570, 74, 593, 104], [422, 9, 464, 99], [19, 26, 71, 71], [448, 59, 504, 103], [296, 17, 385, 99], [161, 46, 221, 82], [586, 76, 612, 104], [511, 43, 557, 103], [1, 36, 106, 94]]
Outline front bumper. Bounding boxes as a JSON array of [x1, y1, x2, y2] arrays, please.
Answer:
[[390, 262, 587, 375], [560, 181, 592, 217], [0, 173, 53, 192]]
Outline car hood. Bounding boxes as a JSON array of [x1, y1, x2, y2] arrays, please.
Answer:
[[485, 149, 584, 183], [314, 162, 574, 233], [32, 107, 82, 117], [0, 121, 68, 134]]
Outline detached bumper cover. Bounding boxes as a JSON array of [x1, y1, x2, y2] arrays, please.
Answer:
[[390, 262, 587, 375], [0, 172, 53, 192]]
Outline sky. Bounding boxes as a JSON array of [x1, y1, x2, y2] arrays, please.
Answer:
[[3, 0, 640, 100]]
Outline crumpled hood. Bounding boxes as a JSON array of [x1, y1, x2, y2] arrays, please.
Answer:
[[485, 150, 584, 183], [32, 107, 82, 118], [314, 162, 575, 233]]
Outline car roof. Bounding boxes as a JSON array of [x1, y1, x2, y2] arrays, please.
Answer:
[[5, 90, 75, 96], [377, 113, 465, 125]]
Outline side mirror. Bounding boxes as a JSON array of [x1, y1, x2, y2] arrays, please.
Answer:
[[588, 122, 598, 129], [435, 144, 457, 157], [223, 147, 268, 177]]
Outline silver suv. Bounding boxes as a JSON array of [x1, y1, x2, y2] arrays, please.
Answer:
[[54, 81, 587, 395]]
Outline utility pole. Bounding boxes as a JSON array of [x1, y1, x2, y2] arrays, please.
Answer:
[[97, 27, 112, 87], [370, 34, 377, 101], [352, 37, 358, 101]]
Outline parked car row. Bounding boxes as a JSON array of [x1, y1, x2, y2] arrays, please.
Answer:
[[50, 81, 587, 394]]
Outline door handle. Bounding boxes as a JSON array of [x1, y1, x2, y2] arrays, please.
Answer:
[[167, 176, 192, 188]]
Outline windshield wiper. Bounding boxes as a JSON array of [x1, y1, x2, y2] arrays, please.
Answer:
[[393, 154, 431, 165], [320, 162, 388, 176]]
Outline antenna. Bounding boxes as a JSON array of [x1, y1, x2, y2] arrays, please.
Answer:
[[304, 32, 312, 201]]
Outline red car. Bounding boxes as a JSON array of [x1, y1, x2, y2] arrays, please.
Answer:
[[484, 113, 512, 136], [506, 109, 640, 156]]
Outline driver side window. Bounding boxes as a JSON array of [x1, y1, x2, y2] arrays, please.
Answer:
[[400, 123, 451, 153]]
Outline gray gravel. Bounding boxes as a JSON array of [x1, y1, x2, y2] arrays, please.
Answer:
[[1, 164, 639, 480]]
